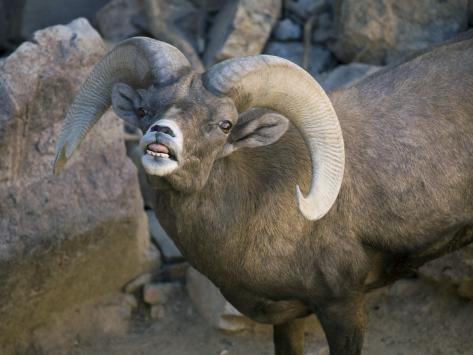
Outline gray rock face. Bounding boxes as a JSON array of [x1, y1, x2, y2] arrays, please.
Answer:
[[264, 41, 334, 76], [273, 18, 301, 41], [204, 0, 281, 66], [0, 18, 153, 353], [333, 0, 469, 64], [418, 244, 473, 300], [95, 0, 144, 41], [318, 63, 381, 91]]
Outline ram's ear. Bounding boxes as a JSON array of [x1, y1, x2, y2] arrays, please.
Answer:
[[220, 109, 289, 158], [111, 83, 143, 127]]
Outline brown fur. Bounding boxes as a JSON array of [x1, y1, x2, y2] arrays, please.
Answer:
[[115, 33, 473, 355]]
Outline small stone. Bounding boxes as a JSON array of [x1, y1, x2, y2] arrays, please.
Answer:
[[124, 273, 153, 294], [143, 283, 176, 305], [150, 305, 166, 320], [273, 18, 301, 41], [123, 294, 138, 309]]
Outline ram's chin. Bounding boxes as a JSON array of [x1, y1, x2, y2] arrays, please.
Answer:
[[141, 154, 178, 176]]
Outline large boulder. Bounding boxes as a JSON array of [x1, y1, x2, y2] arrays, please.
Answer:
[[0, 18, 155, 353], [333, 0, 469, 64], [204, 0, 281, 66]]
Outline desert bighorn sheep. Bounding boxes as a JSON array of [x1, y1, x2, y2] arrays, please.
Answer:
[[54, 33, 473, 355]]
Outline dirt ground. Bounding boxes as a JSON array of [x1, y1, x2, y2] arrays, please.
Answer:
[[73, 278, 473, 355]]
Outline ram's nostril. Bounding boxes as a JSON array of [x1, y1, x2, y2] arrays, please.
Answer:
[[150, 125, 175, 137]]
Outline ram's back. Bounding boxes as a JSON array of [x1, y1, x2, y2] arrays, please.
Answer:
[[330, 32, 473, 254]]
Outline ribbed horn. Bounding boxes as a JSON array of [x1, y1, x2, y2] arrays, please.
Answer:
[[203, 55, 345, 221], [53, 37, 191, 175]]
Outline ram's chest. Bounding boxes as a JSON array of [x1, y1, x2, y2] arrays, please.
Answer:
[[153, 191, 312, 297], [154, 192, 244, 281]]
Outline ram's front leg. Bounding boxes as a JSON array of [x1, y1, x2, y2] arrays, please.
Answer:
[[313, 294, 365, 355], [273, 318, 305, 355]]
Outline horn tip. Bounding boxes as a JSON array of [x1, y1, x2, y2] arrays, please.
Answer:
[[53, 146, 67, 176], [296, 185, 323, 221]]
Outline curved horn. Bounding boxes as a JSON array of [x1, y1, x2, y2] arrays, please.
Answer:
[[53, 37, 191, 175], [203, 55, 344, 221]]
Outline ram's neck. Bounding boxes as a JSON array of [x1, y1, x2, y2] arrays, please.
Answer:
[[153, 125, 321, 280]]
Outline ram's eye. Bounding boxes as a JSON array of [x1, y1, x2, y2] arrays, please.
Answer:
[[218, 120, 233, 133], [137, 107, 146, 118]]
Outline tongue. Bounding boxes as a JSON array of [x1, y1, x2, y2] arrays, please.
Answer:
[[148, 143, 169, 154]]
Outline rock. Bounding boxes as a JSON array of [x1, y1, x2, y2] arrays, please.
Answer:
[[147, 210, 183, 262], [295, 0, 327, 14], [123, 294, 139, 309], [144, 0, 205, 70], [333, 0, 469, 64], [124, 273, 153, 294], [150, 304, 166, 319], [418, 244, 473, 300], [192, 0, 230, 11], [204, 0, 282, 66], [96, 0, 144, 41], [186, 267, 254, 332], [186, 267, 324, 335], [0, 19, 153, 353], [30, 292, 134, 354], [285, 0, 328, 20], [273, 18, 301, 41], [144, 282, 180, 305], [158, 262, 190, 282], [318, 63, 381, 91], [145, 242, 163, 272], [312, 12, 334, 44], [264, 41, 334, 75]]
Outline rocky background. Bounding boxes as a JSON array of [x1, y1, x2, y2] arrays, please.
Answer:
[[0, 1, 472, 354]]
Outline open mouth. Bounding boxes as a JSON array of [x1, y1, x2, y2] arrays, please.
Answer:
[[145, 142, 177, 161]]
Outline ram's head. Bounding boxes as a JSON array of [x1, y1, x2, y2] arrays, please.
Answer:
[[54, 37, 345, 221]]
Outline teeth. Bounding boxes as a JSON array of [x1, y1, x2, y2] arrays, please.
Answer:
[[146, 150, 170, 158]]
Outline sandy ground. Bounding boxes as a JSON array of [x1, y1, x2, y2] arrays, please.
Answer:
[[73, 278, 473, 355]]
